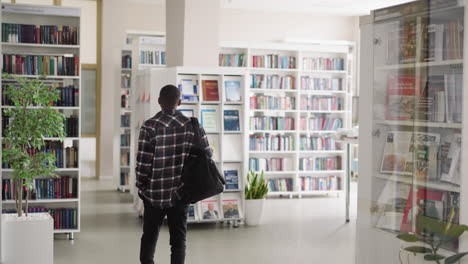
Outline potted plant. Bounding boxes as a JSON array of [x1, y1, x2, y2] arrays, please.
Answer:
[[1, 74, 65, 264], [244, 170, 269, 226], [396, 209, 468, 264]]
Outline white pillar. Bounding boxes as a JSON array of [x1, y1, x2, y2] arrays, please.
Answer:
[[166, 0, 220, 67]]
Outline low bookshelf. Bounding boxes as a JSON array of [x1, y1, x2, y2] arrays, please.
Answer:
[[1, 3, 82, 239]]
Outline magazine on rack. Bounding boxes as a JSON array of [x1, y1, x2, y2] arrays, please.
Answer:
[[439, 134, 461, 185]]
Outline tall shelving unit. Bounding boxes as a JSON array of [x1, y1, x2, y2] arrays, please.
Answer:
[[144, 67, 246, 224], [116, 33, 166, 193], [357, 1, 468, 263], [1, 3, 81, 239], [219, 41, 355, 198]]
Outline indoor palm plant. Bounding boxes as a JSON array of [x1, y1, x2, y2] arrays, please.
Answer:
[[396, 209, 468, 264], [244, 170, 269, 226], [1, 74, 65, 264]]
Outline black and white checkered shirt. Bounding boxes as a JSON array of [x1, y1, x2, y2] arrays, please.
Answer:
[[136, 110, 211, 208]]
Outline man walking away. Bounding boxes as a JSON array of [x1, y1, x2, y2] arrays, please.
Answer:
[[136, 84, 212, 264]]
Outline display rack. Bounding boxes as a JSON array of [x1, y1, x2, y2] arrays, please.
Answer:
[[357, 1, 468, 263], [116, 33, 166, 193], [220, 41, 355, 198], [1, 3, 81, 239], [143, 67, 246, 224]]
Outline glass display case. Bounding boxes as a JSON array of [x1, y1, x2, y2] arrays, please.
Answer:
[[357, 1, 467, 263]]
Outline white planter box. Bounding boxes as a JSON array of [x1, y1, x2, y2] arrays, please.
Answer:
[[244, 199, 265, 226], [1, 213, 53, 264]]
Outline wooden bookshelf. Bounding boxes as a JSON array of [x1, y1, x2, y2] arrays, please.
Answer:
[[1, 3, 82, 239]]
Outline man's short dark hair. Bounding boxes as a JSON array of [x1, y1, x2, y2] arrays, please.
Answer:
[[159, 85, 181, 107]]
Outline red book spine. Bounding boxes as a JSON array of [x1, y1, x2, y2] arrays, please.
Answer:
[[74, 56, 79, 76]]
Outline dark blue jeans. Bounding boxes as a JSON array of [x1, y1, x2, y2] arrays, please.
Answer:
[[140, 199, 189, 264]]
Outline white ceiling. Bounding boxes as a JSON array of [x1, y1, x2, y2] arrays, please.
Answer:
[[221, 0, 416, 16], [129, 0, 416, 16]]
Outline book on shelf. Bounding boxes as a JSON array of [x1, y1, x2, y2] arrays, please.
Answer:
[[120, 133, 130, 146], [120, 172, 129, 186], [251, 74, 295, 90], [140, 50, 166, 65], [219, 53, 245, 67], [188, 204, 197, 221], [224, 170, 239, 190], [250, 95, 296, 110], [2, 84, 78, 107], [300, 95, 343, 111], [179, 109, 194, 118], [2, 207, 78, 230], [250, 116, 295, 131], [121, 73, 131, 88], [3, 54, 80, 76], [252, 55, 296, 69], [300, 175, 342, 191], [301, 77, 343, 91], [385, 75, 421, 120], [64, 116, 79, 137], [224, 80, 241, 102], [380, 131, 440, 181], [201, 199, 220, 220], [249, 157, 294, 172], [222, 199, 241, 219], [178, 79, 199, 102], [249, 134, 295, 151], [299, 116, 342, 131], [65, 146, 79, 168], [2, 176, 77, 200], [223, 110, 240, 131], [121, 114, 131, 127], [121, 89, 130, 108], [302, 57, 344, 71], [268, 178, 294, 192], [1, 23, 78, 45], [122, 55, 132, 68], [299, 135, 341, 151], [202, 80, 220, 101], [439, 134, 461, 185], [200, 109, 218, 133], [120, 151, 130, 167], [299, 156, 342, 171]]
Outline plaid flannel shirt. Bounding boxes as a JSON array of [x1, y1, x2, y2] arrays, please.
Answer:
[[136, 110, 211, 209]]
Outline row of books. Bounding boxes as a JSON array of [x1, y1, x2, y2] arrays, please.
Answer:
[[121, 114, 130, 128], [249, 134, 295, 151], [299, 156, 342, 171], [120, 133, 130, 147], [249, 157, 294, 172], [121, 90, 130, 109], [178, 79, 242, 103], [2, 54, 80, 76], [121, 73, 131, 89], [301, 77, 344, 91], [268, 178, 294, 192], [302, 57, 345, 71], [300, 96, 343, 111], [120, 172, 129, 186], [300, 175, 342, 191], [64, 146, 79, 168], [251, 55, 296, 69], [65, 116, 79, 137], [2, 85, 79, 107], [2, 144, 78, 169], [299, 116, 343, 131], [250, 116, 295, 131], [2, 177, 78, 200], [249, 95, 296, 110], [121, 151, 130, 167], [219, 53, 246, 67], [2, 207, 78, 230], [189, 198, 242, 221], [251, 74, 296, 90], [299, 135, 341, 151], [386, 74, 463, 123], [1, 23, 78, 45], [122, 55, 132, 69], [140, 50, 166, 65]]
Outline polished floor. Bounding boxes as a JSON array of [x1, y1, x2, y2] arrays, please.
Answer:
[[54, 179, 358, 264]]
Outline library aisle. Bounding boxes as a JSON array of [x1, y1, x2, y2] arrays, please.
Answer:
[[54, 179, 358, 264]]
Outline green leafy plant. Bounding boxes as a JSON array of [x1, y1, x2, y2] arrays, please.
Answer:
[[396, 209, 468, 264], [244, 170, 269, 200], [2, 74, 65, 217]]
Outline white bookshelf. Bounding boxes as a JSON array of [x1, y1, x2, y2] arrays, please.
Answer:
[[220, 41, 355, 198], [142, 67, 246, 224], [116, 33, 167, 193], [1, 3, 81, 239]]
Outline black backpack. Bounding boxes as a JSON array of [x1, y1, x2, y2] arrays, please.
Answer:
[[180, 117, 225, 204]]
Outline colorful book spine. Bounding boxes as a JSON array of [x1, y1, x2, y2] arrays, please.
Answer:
[[249, 134, 295, 151], [1, 23, 79, 45], [267, 178, 294, 192], [299, 116, 342, 131], [122, 55, 132, 68], [300, 176, 342, 191], [252, 55, 296, 69], [299, 135, 341, 151], [249, 95, 296, 110], [251, 74, 295, 89], [219, 53, 245, 67], [249, 157, 294, 172], [2, 54, 79, 76], [301, 77, 343, 91], [140, 50, 166, 65], [250, 116, 295, 131], [300, 96, 343, 111], [302, 57, 345, 71], [299, 156, 342, 171]]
